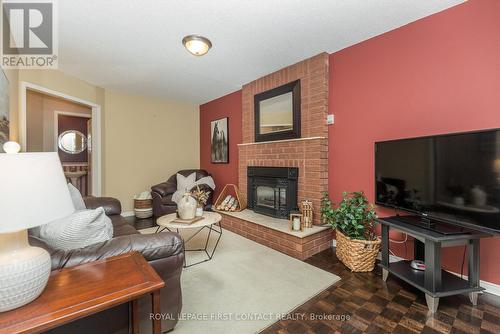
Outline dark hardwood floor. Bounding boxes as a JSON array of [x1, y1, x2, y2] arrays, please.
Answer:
[[124, 215, 156, 230], [127, 215, 500, 334], [261, 247, 500, 334]]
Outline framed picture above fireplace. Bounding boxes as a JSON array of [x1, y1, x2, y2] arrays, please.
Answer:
[[254, 80, 300, 142]]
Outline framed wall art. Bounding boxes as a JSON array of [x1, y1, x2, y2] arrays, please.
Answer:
[[211, 117, 229, 163]]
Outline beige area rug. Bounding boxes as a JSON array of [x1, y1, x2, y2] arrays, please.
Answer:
[[140, 226, 340, 334]]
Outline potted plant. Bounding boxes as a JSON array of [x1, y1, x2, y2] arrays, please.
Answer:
[[321, 191, 381, 272]]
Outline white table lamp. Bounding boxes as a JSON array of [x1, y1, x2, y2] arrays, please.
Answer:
[[0, 150, 75, 312]]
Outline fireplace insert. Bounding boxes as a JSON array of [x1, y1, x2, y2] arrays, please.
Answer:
[[247, 166, 298, 219]]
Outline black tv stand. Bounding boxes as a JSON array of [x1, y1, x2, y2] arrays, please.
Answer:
[[377, 216, 491, 313], [393, 214, 468, 235]]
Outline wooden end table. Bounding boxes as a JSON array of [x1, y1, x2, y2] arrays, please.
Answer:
[[0, 252, 164, 334], [156, 211, 222, 268]]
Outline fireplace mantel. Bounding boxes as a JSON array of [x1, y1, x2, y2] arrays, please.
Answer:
[[238, 53, 329, 225]]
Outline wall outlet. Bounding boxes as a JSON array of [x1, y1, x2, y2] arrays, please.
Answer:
[[327, 114, 334, 125]]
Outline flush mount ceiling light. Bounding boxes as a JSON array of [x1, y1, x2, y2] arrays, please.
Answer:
[[182, 35, 212, 56]]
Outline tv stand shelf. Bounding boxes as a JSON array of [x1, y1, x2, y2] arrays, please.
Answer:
[[377, 216, 491, 313]]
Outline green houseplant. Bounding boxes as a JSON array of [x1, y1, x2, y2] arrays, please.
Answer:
[[321, 191, 381, 272]]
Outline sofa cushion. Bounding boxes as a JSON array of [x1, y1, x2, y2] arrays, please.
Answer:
[[84, 196, 122, 216], [176, 172, 196, 193], [68, 183, 86, 210], [110, 215, 140, 237], [113, 223, 140, 237], [160, 194, 174, 205], [40, 208, 113, 251]]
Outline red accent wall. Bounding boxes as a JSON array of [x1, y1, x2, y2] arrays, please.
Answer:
[[200, 91, 242, 199], [328, 0, 500, 283]]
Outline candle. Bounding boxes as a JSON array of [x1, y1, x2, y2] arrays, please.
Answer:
[[293, 217, 301, 231]]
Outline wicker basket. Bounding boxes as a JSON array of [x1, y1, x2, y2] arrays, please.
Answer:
[[335, 229, 381, 272], [134, 198, 152, 210]]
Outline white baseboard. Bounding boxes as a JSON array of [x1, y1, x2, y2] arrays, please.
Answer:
[[121, 211, 135, 217], [447, 271, 500, 297], [332, 239, 500, 296]]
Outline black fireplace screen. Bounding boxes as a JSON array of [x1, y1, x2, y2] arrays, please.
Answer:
[[256, 186, 287, 209], [248, 166, 298, 219]]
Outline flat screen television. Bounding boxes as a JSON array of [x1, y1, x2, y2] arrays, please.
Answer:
[[375, 129, 500, 234]]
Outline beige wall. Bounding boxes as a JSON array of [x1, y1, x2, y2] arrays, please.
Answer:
[[5, 68, 200, 211], [26, 90, 91, 152], [104, 90, 199, 210]]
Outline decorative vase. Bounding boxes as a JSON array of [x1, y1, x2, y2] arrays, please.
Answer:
[[0, 230, 51, 312], [195, 206, 203, 217], [177, 193, 197, 220]]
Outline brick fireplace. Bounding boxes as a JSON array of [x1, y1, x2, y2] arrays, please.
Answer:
[[239, 52, 329, 225], [219, 53, 333, 260]]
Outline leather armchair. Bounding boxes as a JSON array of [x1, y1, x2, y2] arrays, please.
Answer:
[[28, 196, 184, 334], [151, 169, 214, 217]]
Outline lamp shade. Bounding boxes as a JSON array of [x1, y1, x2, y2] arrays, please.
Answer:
[[0, 152, 75, 233]]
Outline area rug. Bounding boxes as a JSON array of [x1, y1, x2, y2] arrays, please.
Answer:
[[140, 226, 340, 334]]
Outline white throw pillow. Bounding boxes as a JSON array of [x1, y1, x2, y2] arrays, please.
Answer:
[[67, 183, 86, 210], [40, 207, 113, 251], [176, 172, 196, 193]]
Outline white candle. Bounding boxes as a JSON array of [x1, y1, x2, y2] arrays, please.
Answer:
[[293, 217, 301, 231]]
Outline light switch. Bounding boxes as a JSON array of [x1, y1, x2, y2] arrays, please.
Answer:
[[327, 114, 334, 125]]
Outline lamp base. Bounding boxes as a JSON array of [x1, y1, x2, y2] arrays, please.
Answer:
[[0, 230, 51, 312]]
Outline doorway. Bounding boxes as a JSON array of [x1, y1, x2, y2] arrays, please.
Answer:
[[20, 82, 102, 196]]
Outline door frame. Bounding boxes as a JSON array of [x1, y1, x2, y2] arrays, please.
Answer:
[[19, 81, 103, 196]]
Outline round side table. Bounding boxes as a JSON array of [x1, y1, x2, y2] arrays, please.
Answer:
[[156, 211, 222, 268]]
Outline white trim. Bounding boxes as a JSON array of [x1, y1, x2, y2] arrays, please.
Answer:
[[237, 136, 326, 146], [447, 271, 500, 297], [121, 211, 135, 218], [53, 110, 91, 152], [19, 81, 102, 196]]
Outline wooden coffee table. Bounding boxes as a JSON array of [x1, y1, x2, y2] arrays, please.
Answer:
[[156, 211, 222, 268], [0, 252, 164, 334]]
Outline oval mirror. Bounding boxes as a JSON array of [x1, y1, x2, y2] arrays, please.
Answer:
[[58, 130, 87, 154]]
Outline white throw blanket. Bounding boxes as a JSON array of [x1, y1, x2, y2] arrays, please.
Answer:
[[172, 175, 216, 204]]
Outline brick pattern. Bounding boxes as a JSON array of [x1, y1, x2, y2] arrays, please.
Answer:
[[242, 52, 329, 143], [221, 212, 334, 261], [238, 138, 328, 225], [238, 53, 330, 226]]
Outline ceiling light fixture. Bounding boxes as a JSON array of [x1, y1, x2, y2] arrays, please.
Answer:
[[182, 35, 212, 56]]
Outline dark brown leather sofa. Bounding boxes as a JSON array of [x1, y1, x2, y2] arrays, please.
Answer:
[[151, 169, 214, 217], [28, 196, 184, 334]]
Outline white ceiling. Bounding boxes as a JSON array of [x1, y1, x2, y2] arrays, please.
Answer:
[[58, 0, 466, 104]]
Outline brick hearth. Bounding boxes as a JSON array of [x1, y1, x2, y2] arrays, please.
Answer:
[[220, 210, 334, 261], [239, 137, 328, 225]]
